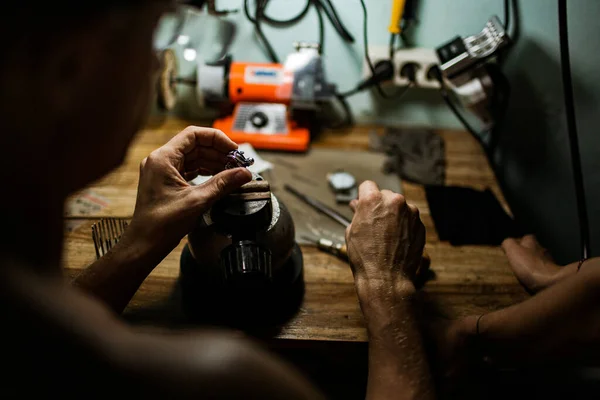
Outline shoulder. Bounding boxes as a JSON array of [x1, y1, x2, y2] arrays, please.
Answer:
[[0, 265, 272, 397]]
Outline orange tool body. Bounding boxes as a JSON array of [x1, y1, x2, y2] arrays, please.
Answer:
[[197, 45, 333, 153], [212, 61, 310, 152]]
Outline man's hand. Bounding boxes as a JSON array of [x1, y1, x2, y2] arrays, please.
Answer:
[[345, 181, 426, 305], [346, 181, 434, 400], [73, 127, 252, 312], [125, 126, 252, 261]]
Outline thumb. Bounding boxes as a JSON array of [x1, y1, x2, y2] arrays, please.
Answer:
[[501, 237, 518, 254], [195, 168, 252, 208]]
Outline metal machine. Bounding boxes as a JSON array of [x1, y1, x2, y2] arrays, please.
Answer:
[[179, 152, 303, 328], [158, 43, 337, 152]]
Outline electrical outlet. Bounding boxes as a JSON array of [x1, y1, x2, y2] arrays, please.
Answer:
[[364, 46, 440, 89]]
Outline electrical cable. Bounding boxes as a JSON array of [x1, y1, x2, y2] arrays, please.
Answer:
[[244, 0, 353, 62], [503, 0, 510, 31], [261, 0, 310, 25], [330, 93, 355, 128], [358, 0, 410, 99], [558, 0, 591, 259], [244, 0, 280, 62], [319, 0, 355, 43], [429, 65, 488, 151], [389, 33, 397, 60], [314, 0, 325, 54]]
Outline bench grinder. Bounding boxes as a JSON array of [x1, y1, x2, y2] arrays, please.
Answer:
[[180, 151, 304, 329]]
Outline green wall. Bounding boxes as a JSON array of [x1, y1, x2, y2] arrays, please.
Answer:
[[169, 0, 505, 127]]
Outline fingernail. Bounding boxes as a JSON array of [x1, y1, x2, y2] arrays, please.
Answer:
[[234, 168, 252, 180]]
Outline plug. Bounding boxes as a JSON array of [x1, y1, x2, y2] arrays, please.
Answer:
[[400, 62, 419, 84], [356, 60, 394, 91], [427, 65, 442, 83]]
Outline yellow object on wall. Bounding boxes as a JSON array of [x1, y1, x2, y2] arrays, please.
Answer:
[[388, 0, 406, 34]]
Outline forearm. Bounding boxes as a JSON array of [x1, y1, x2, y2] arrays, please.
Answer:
[[468, 259, 600, 366], [360, 281, 435, 400], [72, 234, 162, 314]]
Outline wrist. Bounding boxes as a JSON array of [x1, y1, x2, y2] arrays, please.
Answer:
[[355, 276, 417, 333], [109, 223, 161, 268], [355, 276, 416, 305]]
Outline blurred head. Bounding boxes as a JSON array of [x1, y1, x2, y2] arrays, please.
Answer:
[[0, 2, 172, 195]]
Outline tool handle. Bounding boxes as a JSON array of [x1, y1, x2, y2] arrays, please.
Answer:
[[388, 0, 406, 34], [337, 243, 349, 261]]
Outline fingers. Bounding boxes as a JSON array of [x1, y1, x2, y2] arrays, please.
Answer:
[[349, 199, 358, 212], [164, 126, 238, 156], [185, 146, 230, 164], [192, 127, 238, 152], [185, 159, 227, 175], [501, 237, 518, 253], [358, 180, 380, 200], [519, 234, 540, 250], [193, 168, 252, 209]]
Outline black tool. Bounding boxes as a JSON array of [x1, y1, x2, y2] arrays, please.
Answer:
[[181, 179, 304, 329]]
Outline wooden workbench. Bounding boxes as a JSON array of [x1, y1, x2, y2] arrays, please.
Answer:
[[62, 118, 528, 342]]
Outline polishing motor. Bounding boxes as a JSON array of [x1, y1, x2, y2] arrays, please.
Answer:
[[158, 43, 337, 152]]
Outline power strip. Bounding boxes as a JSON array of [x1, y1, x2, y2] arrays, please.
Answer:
[[364, 46, 441, 89]]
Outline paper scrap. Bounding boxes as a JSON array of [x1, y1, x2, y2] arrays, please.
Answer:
[[64, 189, 110, 232]]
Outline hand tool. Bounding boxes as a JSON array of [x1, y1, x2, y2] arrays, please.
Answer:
[[91, 218, 128, 259], [182, 175, 303, 328], [284, 184, 351, 228], [302, 235, 348, 261]]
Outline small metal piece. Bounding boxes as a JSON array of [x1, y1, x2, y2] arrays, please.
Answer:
[[301, 235, 348, 261], [436, 16, 509, 79], [284, 184, 351, 228], [207, 0, 238, 16], [327, 171, 358, 204], [225, 149, 255, 169], [91, 218, 129, 259], [293, 41, 321, 52]]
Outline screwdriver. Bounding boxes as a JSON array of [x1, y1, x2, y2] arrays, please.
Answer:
[[302, 235, 348, 262]]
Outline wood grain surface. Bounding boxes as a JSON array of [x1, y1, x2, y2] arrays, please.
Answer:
[[63, 118, 528, 342]]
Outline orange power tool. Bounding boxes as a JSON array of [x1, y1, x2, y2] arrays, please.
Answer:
[[194, 43, 336, 152], [211, 60, 309, 152], [157, 44, 336, 152]]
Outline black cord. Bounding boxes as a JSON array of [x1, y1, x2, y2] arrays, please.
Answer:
[[440, 83, 483, 144], [338, 87, 360, 98], [503, 0, 510, 31], [314, 0, 325, 54], [244, 0, 353, 62], [244, 0, 280, 62], [389, 33, 397, 60], [359, 0, 408, 99], [429, 65, 488, 151], [319, 0, 355, 43], [261, 0, 310, 25], [330, 93, 355, 128], [558, 0, 591, 259]]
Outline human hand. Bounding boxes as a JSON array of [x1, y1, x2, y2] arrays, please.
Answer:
[[501, 235, 572, 293], [345, 181, 426, 312], [124, 126, 252, 262]]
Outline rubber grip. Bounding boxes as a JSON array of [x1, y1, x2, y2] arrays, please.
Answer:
[[388, 0, 406, 34]]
